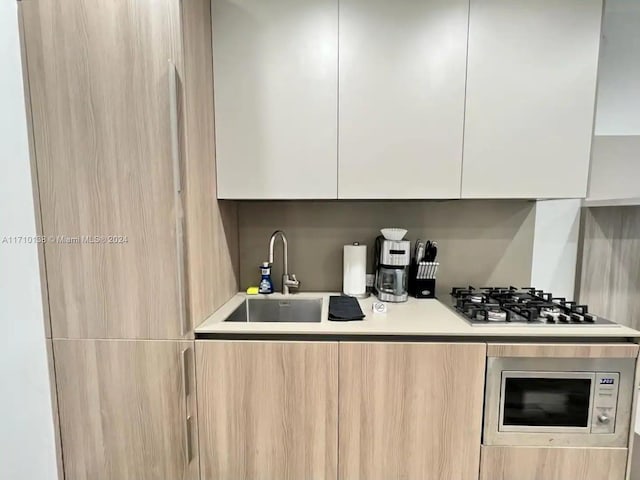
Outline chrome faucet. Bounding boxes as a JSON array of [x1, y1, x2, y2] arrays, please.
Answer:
[[268, 230, 300, 295]]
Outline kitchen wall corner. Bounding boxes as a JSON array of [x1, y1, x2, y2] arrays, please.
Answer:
[[530, 199, 581, 299], [577, 205, 640, 329], [0, 2, 59, 478]]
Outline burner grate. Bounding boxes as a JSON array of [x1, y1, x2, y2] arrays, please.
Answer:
[[449, 286, 617, 327]]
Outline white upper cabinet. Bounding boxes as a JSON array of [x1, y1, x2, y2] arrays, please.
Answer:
[[213, 0, 338, 199], [587, 1, 640, 204], [587, 136, 640, 202], [338, 0, 469, 199], [462, 0, 603, 199], [594, 0, 640, 137], [213, 0, 605, 200]]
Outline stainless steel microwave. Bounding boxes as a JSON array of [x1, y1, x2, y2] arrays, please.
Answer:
[[484, 356, 635, 447]]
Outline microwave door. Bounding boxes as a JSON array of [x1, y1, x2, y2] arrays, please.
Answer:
[[499, 371, 596, 433]]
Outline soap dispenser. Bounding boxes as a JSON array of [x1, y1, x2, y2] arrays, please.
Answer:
[[258, 262, 274, 294]]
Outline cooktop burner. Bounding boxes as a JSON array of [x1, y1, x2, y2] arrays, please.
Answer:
[[450, 286, 618, 327]]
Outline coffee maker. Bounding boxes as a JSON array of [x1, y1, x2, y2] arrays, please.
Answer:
[[374, 235, 410, 303]]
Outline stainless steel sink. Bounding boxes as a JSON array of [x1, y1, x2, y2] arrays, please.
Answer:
[[224, 298, 323, 323]]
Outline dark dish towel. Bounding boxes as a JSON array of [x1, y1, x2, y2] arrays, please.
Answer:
[[328, 295, 365, 321]]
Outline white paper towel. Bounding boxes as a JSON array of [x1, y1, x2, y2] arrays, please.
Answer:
[[343, 243, 367, 296]]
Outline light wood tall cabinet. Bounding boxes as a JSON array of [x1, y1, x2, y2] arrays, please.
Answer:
[[54, 339, 198, 480], [20, 0, 238, 340], [338, 342, 486, 480], [338, 0, 468, 199], [212, 0, 338, 199], [21, 0, 238, 478], [462, 0, 603, 198], [196, 341, 339, 480]]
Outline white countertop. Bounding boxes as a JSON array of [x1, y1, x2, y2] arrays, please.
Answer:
[[195, 293, 640, 339]]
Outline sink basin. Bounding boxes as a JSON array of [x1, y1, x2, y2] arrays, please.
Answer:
[[224, 298, 323, 323]]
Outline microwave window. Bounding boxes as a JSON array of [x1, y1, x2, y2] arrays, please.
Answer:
[[503, 377, 591, 427]]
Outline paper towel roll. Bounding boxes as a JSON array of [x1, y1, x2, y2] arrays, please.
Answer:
[[343, 243, 367, 296]]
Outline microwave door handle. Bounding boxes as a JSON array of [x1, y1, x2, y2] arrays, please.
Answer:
[[587, 372, 597, 432]]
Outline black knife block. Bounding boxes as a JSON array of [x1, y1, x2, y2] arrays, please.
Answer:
[[410, 278, 436, 298], [409, 263, 436, 298]]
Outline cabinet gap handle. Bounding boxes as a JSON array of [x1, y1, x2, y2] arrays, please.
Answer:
[[168, 59, 189, 336], [180, 346, 190, 397], [184, 415, 193, 463], [180, 347, 192, 464]]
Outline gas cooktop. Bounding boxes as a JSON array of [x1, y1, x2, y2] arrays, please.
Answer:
[[450, 286, 618, 327]]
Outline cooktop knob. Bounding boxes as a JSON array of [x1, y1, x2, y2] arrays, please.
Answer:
[[584, 313, 597, 323], [598, 414, 610, 424]]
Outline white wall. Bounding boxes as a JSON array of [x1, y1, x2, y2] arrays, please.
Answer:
[[594, 0, 640, 135], [530, 199, 581, 299], [0, 2, 59, 479]]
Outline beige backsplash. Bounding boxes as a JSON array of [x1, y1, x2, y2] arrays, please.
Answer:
[[238, 200, 536, 296]]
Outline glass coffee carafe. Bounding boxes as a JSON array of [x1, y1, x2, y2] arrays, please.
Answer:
[[375, 265, 408, 302]]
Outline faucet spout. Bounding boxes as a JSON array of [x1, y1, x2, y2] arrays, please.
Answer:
[[268, 230, 299, 295], [268, 230, 288, 275]]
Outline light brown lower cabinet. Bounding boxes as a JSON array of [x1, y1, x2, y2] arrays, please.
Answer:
[[338, 342, 487, 480], [53, 339, 198, 480], [480, 446, 628, 480], [196, 341, 486, 480], [196, 341, 339, 480]]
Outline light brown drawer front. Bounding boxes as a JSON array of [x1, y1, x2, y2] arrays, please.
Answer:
[[487, 343, 639, 359], [480, 446, 627, 480]]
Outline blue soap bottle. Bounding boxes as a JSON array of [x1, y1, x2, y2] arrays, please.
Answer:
[[258, 262, 274, 294]]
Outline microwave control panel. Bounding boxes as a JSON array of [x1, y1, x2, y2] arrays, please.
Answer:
[[591, 372, 620, 434]]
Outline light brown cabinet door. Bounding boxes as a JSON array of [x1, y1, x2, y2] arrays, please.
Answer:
[[54, 340, 198, 480], [21, 0, 184, 339], [339, 342, 486, 480], [196, 341, 339, 480], [480, 446, 627, 480]]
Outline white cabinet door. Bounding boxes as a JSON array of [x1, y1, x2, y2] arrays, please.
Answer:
[[587, 136, 640, 201], [338, 0, 468, 199], [462, 0, 602, 199], [213, 0, 338, 199]]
